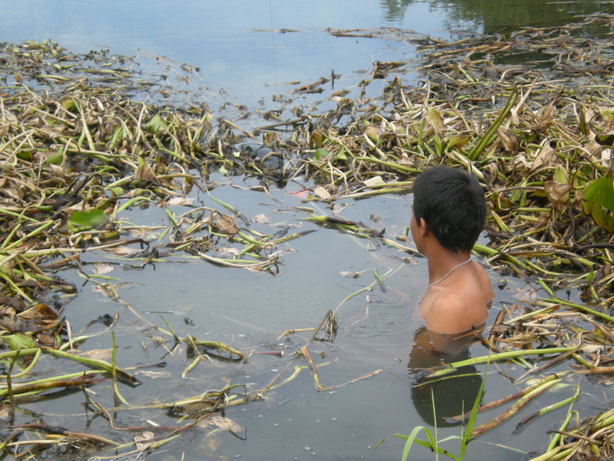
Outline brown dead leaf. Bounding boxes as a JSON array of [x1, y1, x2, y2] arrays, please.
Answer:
[[252, 213, 270, 224], [73, 348, 113, 361], [314, 185, 332, 200], [532, 141, 555, 170], [93, 263, 115, 275], [198, 415, 243, 433], [17, 303, 58, 321], [497, 126, 518, 154], [425, 107, 444, 136], [2, 111, 18, 125], [134, 431, 155, 450], [135, 370, 172, 379], [157, 197, 195, 207], [216, 247, 241, 257], [544, 181, 571, 206], [363, 176, 386, 188], [532, 101, 556, 132], [214, 214, 239, 235], [36, 332, 56, 346], [102, 246, 140, 257], [364, 125, 380, 143], [136, 161, 158, 183]]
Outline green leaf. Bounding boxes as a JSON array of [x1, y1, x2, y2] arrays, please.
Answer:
[[3, 333, 36, 350], [426, 107, 444, 135], [314, 148, 329, 161], [395, 426, 435, 461], [61, 98, 77, 112], [459, 358, 489, 459], [46, 148, 64, 165], [109, 125, 126, 149], [108, 186, 124, 198], [16, 150, 33, 161], [510, 177, 527, 204], [447, 136, 468, 149], [583, 175, 614, 232], [554, 165, 568, 184], [335, 151, 347, 162], [68, 209, 109, 229], [144, 113, 168, 134], [365, 125, 380, 144]]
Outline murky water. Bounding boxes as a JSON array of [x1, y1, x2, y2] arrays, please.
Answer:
[[2, 1, 614, 460], [2, 1, 612, 108], [50, 174, 541, 460]]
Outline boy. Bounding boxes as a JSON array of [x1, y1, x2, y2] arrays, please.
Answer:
[[411, 166, 494, 335]]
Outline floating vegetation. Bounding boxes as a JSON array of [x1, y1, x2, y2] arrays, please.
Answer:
[[1, 14, 614, 459]]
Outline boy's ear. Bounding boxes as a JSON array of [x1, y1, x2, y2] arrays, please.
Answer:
[[419, 218, 428, 236]]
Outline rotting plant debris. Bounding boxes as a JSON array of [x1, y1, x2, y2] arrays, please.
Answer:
[[1, 15, 614, 459]]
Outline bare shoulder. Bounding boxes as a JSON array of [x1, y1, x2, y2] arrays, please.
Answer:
[[424, 292, 469, 335], [472, 261, 495, 303]]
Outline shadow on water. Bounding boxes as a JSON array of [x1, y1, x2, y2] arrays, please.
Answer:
[[408, 327, 483, 428]]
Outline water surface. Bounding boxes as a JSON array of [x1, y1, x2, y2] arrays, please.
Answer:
[[2, 1, 613, 459]]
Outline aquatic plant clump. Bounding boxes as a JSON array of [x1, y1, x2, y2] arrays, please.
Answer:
[[0, 15, 614, 459]]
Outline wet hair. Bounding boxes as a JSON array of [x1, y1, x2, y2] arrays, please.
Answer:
[[413, 166, 486, 252]]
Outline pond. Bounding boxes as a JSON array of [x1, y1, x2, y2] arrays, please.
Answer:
[[1, 1, 614, 460]]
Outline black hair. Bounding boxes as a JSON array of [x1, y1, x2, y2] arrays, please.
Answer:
[[413, 166, 486, 252]]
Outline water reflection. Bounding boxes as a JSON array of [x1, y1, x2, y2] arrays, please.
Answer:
[[380, 0, 414, 22], [381, 0, 614, 35], [408, 327, 483, 427]]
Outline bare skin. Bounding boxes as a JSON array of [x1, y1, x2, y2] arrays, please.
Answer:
[[411, 212, 494, 336]]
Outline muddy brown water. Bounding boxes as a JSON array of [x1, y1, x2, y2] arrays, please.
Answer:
[[2, 1, 614, 459]]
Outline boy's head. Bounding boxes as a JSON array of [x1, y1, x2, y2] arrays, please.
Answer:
[[412, 166, 486, 253]]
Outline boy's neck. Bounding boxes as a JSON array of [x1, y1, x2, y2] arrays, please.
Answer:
[[426, 246, 472, 283]]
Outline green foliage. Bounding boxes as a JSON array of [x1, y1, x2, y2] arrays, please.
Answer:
[[68, 209, 109, 229], [583, 175, 614, 232], [393, 360, 490, 461], [314, 147, 329, 160], [2, 333, 36, 350], [144, 113, 169, 134]]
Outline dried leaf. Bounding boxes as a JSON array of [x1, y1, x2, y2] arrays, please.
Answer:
[[544, 181, 571, 205], [103, 246, 140, 257], [136, 159, 158, 183], [314, 185, 332, 200], [426, 107, 444, 136], [93, 263, 114, 275], [214, 215, 239, 235], [134, 431, 155, 450], [157, 197, 195, 207], [216, 247, 240, 257], [252, 213, 270, 224], [365, 125, 380, 143], [135, 370, 172, 379], [497, 126, 518, 153], [544, 166, 571, 206], [198, 415, 243, 433], [532, 142, 555, 169], [74, 348, 113, 361], [17, 303, 58, 320], [363, 176, 386, 188]]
